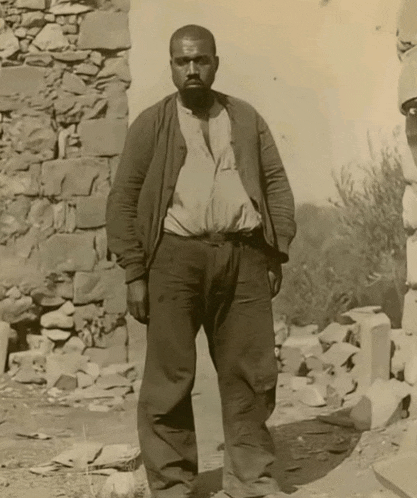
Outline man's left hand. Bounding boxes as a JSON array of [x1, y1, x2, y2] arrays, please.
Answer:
[[268, 265, 282, 298]]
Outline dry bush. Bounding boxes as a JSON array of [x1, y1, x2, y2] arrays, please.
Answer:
[[275, 146, 407, 329]]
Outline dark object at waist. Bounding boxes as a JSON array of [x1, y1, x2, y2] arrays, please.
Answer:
[[166, 227, 264, 247]]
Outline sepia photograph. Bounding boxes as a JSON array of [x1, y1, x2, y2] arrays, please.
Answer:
[[0, 1, 415, 497]]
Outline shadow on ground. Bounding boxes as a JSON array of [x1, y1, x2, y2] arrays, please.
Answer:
[[197, 413, 362, 497]]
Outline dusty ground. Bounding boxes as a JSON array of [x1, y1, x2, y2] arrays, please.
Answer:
[[0, 332, 410, 498]]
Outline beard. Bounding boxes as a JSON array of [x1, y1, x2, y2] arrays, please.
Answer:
[[180, 86, 212, 110]]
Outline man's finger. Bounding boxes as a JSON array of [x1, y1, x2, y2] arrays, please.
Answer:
[[137, 301, 149, 325]]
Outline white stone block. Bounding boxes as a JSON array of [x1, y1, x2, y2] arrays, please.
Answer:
[[407, 234, 417, 288], [399, 139, 417, 183], [402, 289, 417, 335], [403, 185, 417, 231]]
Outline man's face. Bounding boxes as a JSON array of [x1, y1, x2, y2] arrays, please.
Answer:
[[170, 37, 219, 94]]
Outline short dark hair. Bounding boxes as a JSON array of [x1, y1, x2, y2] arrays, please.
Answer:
[[169, 25, 217, 56]]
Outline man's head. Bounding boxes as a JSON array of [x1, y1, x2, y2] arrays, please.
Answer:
[[170, 25, 219, 109]]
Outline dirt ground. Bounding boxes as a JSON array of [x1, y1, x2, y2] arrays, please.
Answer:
[[0, 332, 410, 498]]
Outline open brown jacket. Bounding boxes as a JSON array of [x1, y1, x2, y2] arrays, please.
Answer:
[[106, 91, 296, 283]]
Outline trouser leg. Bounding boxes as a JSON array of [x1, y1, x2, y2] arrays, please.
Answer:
[[203, 241, 280, 498], [138, 234, 204, 498]]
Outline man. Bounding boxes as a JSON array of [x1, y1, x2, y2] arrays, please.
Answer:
[[106, 25, 296, 498]]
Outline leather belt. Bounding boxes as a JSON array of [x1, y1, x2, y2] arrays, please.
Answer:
[[190, 227, 263, 246]]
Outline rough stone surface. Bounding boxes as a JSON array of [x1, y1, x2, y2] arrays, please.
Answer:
[[61, 71, 87, 95], [49, 2, 93, 15], [53, 51, 90, 63], [14, 366, 45, 385], [60, 301, 75, 316], [282, 335, 321, 357], [41, 329, 71, 342], [403, 185, 417, 232], [41, 311, 74, 330], [0, 296, 34, 324], [33, 23, 69, 51], [318, 322, 354, 346], [73, 268, 126, 305], [75, 196, 107, 228], [374, 452, 417, 498], [289, 324, 318, 337], [46, 352, 88, 387], [16, 0, 46, 8], [0, 66, 46, 96], [78, 11, 131, 50], [26, 334, 53, 354], [0, 28, 20, 59], [9, 350, 46, 371], [298, 385, 327, 407], [41, 157, 108, 198], [7, 115, 56, 156], [84, 347, 115, 368], [54, 373, 77, 391], [403, 289, 417, 336], [79, 119, 128, 156], [63, 336, 86, 355], [407, 234, 417, 288], [350, 379, 408, 430], [358, 312, 391, 390], [280, 346, 304, 375], [0, 0, 131, 360], [39, 233, 96, 272], [77, 371, 94, 389], [0, 322, 10, 373], [21, 12, 46, 29], [320, 342, 360, 368], [98, 57, 131, 83]]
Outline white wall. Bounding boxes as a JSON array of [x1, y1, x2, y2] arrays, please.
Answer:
[[128, 0, 403, 204]]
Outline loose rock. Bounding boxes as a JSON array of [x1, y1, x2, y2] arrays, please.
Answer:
[[41, 311, 73, 330]]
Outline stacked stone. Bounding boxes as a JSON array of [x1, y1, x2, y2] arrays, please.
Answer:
[[0, 0, 131, 366]]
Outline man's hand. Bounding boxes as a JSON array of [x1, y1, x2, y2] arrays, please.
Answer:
[[268, 265, 282, 298], [127, 279, 149, 324]]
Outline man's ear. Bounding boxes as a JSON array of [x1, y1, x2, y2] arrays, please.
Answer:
[[214, 56, 220, 72]]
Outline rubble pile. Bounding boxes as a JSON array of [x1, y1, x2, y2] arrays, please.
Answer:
[[0, 0, 131, 363], [275, 306, 417, 430], [3, 298, 141, 410], [6, 313, 141, 410]]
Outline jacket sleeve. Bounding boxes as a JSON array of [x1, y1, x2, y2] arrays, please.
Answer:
[[257, 112, 296, 264], [106, 109, 155, 283]]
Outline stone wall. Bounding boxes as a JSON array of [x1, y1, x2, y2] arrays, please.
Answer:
[[0, 0, 131, 365]]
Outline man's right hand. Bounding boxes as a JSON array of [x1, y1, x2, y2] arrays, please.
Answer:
[[127, 279, 149, 324]]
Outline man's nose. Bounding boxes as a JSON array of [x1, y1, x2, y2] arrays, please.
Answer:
[[186, 61, 199, 76]]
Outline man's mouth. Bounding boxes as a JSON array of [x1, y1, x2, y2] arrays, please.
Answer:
[[185, 80, 204, 87]]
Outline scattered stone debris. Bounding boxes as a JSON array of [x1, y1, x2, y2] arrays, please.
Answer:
[[30, 442, 141, 475], [16, 431, 51, 440], [272, 307, 417, 436], [373, 451, 417, 498], [99, 467, 149, 498]]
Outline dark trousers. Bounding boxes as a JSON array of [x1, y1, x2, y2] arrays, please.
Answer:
[[137, 233, 280, 498]]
